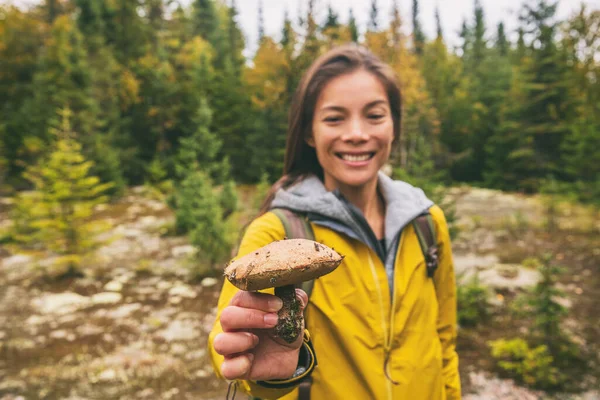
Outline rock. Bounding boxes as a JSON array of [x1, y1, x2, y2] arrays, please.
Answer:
[[98, 368, 117, 382], [170, 343, 187, 355], [185, 349, 206, 361], [168, 284, 196, 299], [0, 331, 5, 340], [196, 369, 210, 378], [171, 245, 196, 258], [31, 292, 90, 315], [477, 264, 542, 291], [201, 277, 218, 288], [105, 303, 142, 319], [127, 204, 144, 216], [77, 323, 104, 337], [454, 254, 499, 278], [92, 292, 122, 305], [26, 315, 48, 326], [156, 320, 199, 342], [138, 216, 158, 229], [104, 280, 123, 292], [94, 204, 109, 212], [49, 330, 76, 341], [157, 281, 172, 291], [168, 296, 182, 305], [1, 254, 33, 270]]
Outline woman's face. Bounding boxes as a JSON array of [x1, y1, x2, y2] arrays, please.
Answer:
[[308, 69, 394, 192]]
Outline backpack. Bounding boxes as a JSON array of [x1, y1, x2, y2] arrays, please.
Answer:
[[271, 208, 440, 300]]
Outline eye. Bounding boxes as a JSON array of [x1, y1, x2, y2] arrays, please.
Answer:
[[324, 116, 343, 123], [368, 114, 385, 120]]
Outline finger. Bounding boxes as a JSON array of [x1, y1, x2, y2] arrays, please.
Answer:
[[295, 288, 308, 310], [213, 332, 259, 356], [221, 353, 254, 380], [220, 306, 279, 332], [230, 291, 283, 313]]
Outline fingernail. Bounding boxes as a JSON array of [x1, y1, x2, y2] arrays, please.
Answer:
[[264, 313, 278, 326], [246, 332, 259, 347], [247, 353, 254, 363], [269, 297, 283, 311]]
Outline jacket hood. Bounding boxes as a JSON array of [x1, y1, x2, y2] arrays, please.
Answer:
[[270, 171, 434, 251]]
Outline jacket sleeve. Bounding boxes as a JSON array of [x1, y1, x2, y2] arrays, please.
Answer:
[[430, 205, 462, 400], [207, 212, 309, 400]]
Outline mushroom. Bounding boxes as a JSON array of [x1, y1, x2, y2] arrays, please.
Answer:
[[224, 239, 343, 343]]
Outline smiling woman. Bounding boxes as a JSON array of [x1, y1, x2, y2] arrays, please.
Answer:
[[208, 44, 461, 400]]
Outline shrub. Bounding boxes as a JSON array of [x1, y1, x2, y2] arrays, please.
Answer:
[[490, 338, 563, 389], [170, 169, 231, 277], [457, 274, 491, 327]]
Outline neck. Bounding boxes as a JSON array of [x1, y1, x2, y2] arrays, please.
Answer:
[[325, 177, 384, 224]]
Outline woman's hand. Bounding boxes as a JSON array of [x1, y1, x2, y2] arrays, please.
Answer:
[[213, 288, 308, 381]]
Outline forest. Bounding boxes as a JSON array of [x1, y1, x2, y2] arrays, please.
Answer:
[[0, 0, 598, 399]]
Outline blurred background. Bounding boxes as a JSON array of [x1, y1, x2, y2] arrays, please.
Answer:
[[0, 0, 598, 399]]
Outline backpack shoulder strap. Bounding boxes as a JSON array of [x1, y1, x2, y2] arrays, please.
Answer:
[[270, 208, 316, 297], [412, 212, 439, 278]]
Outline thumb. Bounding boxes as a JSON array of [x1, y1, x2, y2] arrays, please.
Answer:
[[295, 288, 309, 311]]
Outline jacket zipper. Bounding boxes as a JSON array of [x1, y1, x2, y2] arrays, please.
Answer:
[[336, 191, 398, 398], [366, 250, 393, 400]]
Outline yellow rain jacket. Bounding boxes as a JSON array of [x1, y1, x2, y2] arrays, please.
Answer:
[[208, 173, 461, 399]]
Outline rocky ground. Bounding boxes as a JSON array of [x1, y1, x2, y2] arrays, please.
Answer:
[[0, 185, 598, 399]]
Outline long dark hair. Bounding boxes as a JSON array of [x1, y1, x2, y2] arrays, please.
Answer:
[[259, 44, 403, 214]]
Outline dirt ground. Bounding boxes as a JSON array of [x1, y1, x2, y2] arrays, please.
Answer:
[[0, 186, 598, 399]]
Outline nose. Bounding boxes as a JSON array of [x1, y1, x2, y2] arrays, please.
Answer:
[[342, 117, 368, 142]]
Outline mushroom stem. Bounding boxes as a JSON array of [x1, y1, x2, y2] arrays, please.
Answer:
[[274, 285, 303, 343]]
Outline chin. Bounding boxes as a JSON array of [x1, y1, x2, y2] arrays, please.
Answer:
[[334, 170, 380, 189]]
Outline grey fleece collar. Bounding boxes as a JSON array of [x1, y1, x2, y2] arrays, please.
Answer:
[[270, 171, 433, 249]]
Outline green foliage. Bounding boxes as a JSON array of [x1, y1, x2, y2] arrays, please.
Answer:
[[171, 169, 231, 275], [457, 274, 491, 327], [10, 108, 113, 275], [0, 0, 598, 209], [393, 166, 458, 239], [220, 180, 239, 219], [253, 172, 271, 211], [489, 338, 563, 389], [525, 254, 568, 344]]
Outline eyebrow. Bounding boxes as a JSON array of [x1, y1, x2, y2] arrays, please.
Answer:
[[319, 99, 389, 114]]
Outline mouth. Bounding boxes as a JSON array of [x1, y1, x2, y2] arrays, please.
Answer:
[[335, 152, 375, 162]]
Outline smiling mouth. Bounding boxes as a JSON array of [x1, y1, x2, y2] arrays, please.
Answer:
[[336, 152, 375, 162]]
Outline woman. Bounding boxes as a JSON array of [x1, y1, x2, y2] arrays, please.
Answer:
[[208, 44, 461, 400]]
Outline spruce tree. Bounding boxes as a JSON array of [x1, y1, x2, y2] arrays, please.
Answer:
[[193, 0, 219, 47], [496, 22, 508, 56], [258, 0, 265, 44], [412, 0, 425, 54], [369, 0, 379, 31], [14, 108, 113, 275], [348, 8, 359, 42], [435, 6, 443, 40]]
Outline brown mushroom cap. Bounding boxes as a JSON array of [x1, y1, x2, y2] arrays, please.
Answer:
[[224, 239, 343, 291]]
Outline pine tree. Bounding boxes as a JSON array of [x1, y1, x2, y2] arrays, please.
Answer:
[[496, 22, 508, 56], [412, 0, 425, 54], [472, 0, 487, 67], [348, 8, 359, 42], [369, 0, 379, 31], [258, 0, 265, 44], [14, 108, 113, 275], [435, 6, 443, 40], [323, 5, 339, 30], [175, 98, 223, 181], [193, 0, 219, 47]]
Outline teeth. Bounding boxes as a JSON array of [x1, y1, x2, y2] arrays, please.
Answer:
[[341, 153, 371, 162]]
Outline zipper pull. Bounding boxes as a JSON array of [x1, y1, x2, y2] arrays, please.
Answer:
[[383, 350, 400, 385]]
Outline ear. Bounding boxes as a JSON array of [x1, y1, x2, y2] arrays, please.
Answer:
[[305, 135, 316, 148]]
